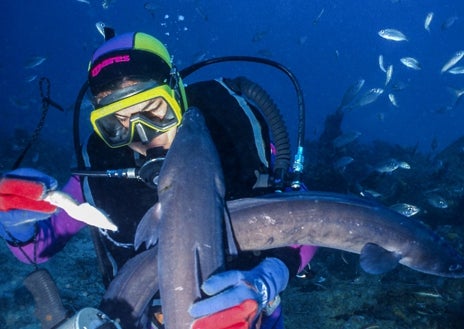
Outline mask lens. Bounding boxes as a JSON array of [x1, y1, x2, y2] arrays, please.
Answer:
[[96, 115, 130, 145], [95, 97, 179, 147]]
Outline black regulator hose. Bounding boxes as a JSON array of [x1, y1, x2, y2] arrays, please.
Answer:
[[180, 56, 306, 189], [224, 76, 291, 189]]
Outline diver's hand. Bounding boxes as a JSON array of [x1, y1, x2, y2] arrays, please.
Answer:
[[191, 299, 258, 329], [0, 168, 57, 242], [189, 258, 289, 328]]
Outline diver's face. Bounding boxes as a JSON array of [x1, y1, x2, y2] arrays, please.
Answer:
[[114, 96, 177, 155], [95, 80, 178, 156]]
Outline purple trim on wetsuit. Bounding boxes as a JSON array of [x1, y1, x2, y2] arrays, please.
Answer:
[[8, 175, 87, 264]]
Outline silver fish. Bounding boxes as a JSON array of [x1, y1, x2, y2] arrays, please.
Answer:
[[374, 158, 409, 173], [102, 0, 112, 9], [390, 203, 421, 217], [447, 66, 464, 74], [388, 93, 399, 107], [360, 189, 383, 198], [379, 54, 386, 73], [339, 79, 366, 108], [440, 50, 464, 73], [400, 57, 421, 70], [398, 161, 411, 169], [424, 12, 434, 32], [96, 22, 106, 37], [333, 156, 354, 171], [426, 193, 448, 209], [333, 131, 362, 148], [24, 56, 46, 69], [338, 78, 365, 109], [385, 64, 393, 86], [25, 75, 38, 83], [442, 16, 458, 30], [378, 28, 408, 42], [353, 88, 384, 108]]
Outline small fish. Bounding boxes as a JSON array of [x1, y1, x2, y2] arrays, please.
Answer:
[[442, 16, 458, 30], [25, 75, 38, 83], [333, 131, 362, 148], [338, 79, 365, 109], [333, 156, 354, 171], [353, 88, 384, 108], [378, 28, 408, 42], [390, 203, 421, 217], [360, 189, 383, 199], [102, 0, 112, 9], [447, 66, 464, 74], [388, 93, 399, 107], [378, 54, 386, 73], [374, 158, 409, 173], [424, 12, 434, 32], [400, 57, 421, 70], [426, 193, 448, 209], [24, 56, 46, 69], [385, 64, 393, 86], [448, 88, 464, 111], [374, 159, 399, 173], [398, 161, 411, 169], [75, 0, 90, 4], [440, 50, 464, 73], [96, 22, 106, 37], [313, 8, 325, 25], [414, 289, 442, 299]]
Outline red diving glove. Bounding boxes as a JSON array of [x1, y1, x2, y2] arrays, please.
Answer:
[[189, 258, 289, 329], [0, 168, 57, 213], [0, 168, 57, 242], [192, 299, 258, 329]]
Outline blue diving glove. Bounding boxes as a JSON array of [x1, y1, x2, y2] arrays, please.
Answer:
[[189, 257, 289, 320], [0, 168, 57, 243]]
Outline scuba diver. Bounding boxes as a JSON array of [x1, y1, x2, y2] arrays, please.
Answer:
[[0, 32, 317, 328]]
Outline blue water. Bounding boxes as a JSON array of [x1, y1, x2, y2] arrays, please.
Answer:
[[2, 0, 464, 158]]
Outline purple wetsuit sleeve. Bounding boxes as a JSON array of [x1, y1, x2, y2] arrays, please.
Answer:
[[8, 175, 87, 264]]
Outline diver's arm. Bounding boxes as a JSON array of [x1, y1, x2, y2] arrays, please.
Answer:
[[7, 175, 87, 264]]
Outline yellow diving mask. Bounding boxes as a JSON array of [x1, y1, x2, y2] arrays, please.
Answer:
[[90, 81, 183, 148]]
